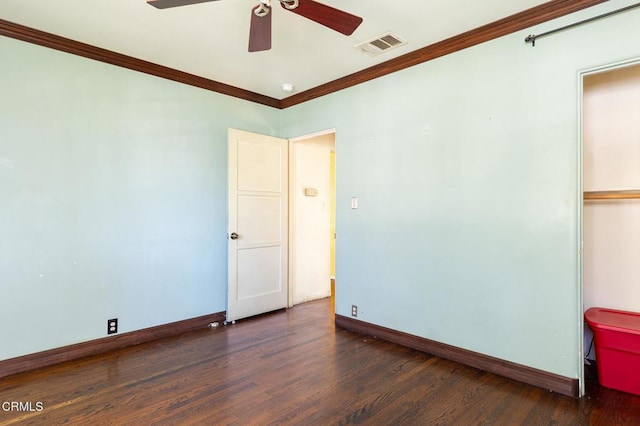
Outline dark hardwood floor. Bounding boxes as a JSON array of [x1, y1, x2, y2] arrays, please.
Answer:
[[1, 297, 639, 425]]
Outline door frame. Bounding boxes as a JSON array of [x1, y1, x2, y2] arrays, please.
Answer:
[[577, 56, 640, 396], [288, 128, 336, 308]]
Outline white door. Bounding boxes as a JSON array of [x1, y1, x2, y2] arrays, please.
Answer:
[[227, 128, 288, 322]]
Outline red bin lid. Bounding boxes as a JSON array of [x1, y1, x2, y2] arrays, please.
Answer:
[[585, 307, 640, 335]]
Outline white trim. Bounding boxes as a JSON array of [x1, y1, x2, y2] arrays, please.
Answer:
[[288, 138, 296, 308], [288, 128, 336, 143], [576, 69, 585, 398], [579, 56, 640, 78]]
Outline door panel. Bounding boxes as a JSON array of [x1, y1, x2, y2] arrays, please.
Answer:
[[237, 195, 282, 244], [237, 247, 282, 299], [237, 139, 283, 192], [228, 129, 288, 322]]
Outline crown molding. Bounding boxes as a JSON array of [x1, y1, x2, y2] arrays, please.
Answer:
[[0, 0, 607, 110], [0, 18, 280, 109], [280, 0, 607, 107]]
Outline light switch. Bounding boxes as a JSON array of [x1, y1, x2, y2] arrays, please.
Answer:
[[351, 197, 358, 209]]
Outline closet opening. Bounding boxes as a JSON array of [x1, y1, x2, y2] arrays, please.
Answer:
[[581, 59, 640, 396]]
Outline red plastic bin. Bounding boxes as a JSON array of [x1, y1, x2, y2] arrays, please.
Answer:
[[585, 307, 640, 396]]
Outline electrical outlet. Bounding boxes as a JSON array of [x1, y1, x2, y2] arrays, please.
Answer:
[[351, 305, 358, 317], [107, 318, 118, 335]]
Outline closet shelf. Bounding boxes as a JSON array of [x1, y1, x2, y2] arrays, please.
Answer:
[[584, 190, 640, 200]]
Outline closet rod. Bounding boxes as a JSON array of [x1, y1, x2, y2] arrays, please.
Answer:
[[584, 190, 640, 200], [525, 2, 640, 46]]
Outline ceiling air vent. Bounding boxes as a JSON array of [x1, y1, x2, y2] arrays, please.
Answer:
[[355, 32, 406, 57]]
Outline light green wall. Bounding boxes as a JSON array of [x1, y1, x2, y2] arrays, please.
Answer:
[[0, 36, 278, 360], [2, 0, 639, 381], [280, 0, 640, 378]]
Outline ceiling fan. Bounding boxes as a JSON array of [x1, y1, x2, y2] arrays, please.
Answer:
[[147, 0, 363, 52]]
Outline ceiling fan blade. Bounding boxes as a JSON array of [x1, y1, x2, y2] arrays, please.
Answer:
[[147, 0, 221, 9], [280, 0, 362, 36], [248, 5, 272, 52]]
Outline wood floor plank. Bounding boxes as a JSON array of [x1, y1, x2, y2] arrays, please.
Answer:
[[1, 296, 639, 425]]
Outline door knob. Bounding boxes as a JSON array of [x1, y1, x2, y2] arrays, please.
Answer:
[[230, 232, 239, 240]]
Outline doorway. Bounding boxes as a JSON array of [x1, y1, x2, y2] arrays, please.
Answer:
[[288, 130, 336, 307], [580, 59, 640, 395]]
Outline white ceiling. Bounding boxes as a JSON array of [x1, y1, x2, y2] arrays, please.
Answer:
[[1, 0, 549, 99]]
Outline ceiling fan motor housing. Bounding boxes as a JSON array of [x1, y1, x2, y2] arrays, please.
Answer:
[[255, 2, 270, 17]]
